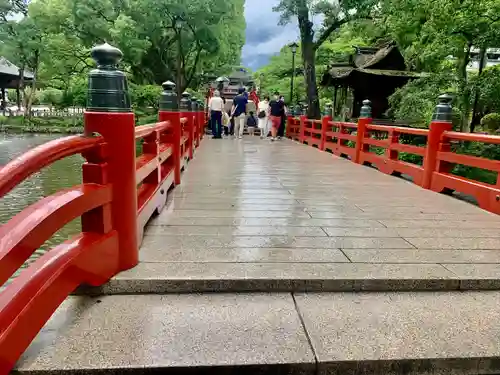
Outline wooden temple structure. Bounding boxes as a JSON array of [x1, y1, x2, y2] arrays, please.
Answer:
[[321, 42, 423, 119], [207, 68, 257, 113], [0, 57, 34, 110]]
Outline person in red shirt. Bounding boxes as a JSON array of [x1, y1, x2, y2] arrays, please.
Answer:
[[268, 92, 285, 141]]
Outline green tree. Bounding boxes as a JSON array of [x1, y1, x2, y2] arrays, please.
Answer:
[[273, 0, 377, 118], [256, 22, 377, 111], [1, 0, 245, 115], [382, 0, 500, 132]]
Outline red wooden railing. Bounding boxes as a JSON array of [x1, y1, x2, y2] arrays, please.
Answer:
[[287, 114, 500, 215], [0, 105, 205, 372]]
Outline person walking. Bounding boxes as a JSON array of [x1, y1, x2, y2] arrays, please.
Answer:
[[231, 87, 248, 139], [208, 90, 224, 139], [278, 95, 287, 139], [257, 96, 270, 139], [269, 92, 285, 141]]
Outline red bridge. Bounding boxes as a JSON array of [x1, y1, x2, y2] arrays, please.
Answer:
[[2, 44, 500, 375]]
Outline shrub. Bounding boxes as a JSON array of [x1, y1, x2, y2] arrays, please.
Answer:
[[39, 88, 64, 108], [480, 113, 500, 134], [136, 114, 158, 125], [130, 84, 162, 110]]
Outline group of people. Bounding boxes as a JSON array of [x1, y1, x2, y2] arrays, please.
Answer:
[[208, 87, 287, 141], [257, 93, 287, 141]]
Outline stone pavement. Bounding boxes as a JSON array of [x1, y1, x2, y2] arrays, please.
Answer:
[[15, 291, 500, 374], [113, 137, 500, 293], [14, 137, 500, 374]]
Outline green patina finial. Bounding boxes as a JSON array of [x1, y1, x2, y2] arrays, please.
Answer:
[[360, 99, 372, 118], [179, 91, 192, 112], [323, 102, 332, 117], [159, 80, 178, 111], [432, 94, 453, 122], [190, 95, 199, 111], [86, 43, 131, 112]]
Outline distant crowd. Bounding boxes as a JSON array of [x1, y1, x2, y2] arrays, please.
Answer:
[[208, 87, 287, 141]]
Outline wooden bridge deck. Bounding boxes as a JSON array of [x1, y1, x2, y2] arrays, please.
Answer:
[[14, 137, 500, 375]]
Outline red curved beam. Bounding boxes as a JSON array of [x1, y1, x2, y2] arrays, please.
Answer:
[[0, 184, 112, 285], [135, 121, 171, 139], [0, 232, 119, 373], [0, 135, 103, 198]]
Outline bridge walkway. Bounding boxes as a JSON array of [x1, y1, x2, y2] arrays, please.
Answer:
[[14, 137, 500, 375]]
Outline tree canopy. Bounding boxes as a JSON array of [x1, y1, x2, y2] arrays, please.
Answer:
[[0, 0, 245, 113], [255, 0, 500, 131]]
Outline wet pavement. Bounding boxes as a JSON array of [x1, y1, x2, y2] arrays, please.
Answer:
[[15, 137, 500, 374], [125, 137, 500, 293]]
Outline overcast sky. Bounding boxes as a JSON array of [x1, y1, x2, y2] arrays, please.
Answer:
[[242, 0, 299, 70]]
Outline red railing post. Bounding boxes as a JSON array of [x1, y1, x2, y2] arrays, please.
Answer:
[[320, 115, 330, 151], [180, 92, 194, 160], [299, 115, 307, 144], [286, 115, 293, 138], [422, 95, 453, 189], [84, 43, 138, 271], [198, 99, 205, 140], [158, 81, 181, 185], [355, 100, 372, 164], [191, 97, 200, 148]]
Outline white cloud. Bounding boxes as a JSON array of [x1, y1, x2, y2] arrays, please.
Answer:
[[242, 0, 299, 69], [242, 0, 323, 69]]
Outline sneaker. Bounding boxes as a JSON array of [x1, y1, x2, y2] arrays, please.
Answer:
[[238, 136, 242, 139], [277, 136, 282, 140], [271, 138, 276, 142]]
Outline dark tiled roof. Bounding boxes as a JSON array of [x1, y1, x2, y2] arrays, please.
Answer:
[[344, 68, 425, 78], [324, 42, 423, 83], [0, 57, 34, 79], [353, 44, 396, 68]]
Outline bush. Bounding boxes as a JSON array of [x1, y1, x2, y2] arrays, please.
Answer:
[[480, 113, 500, 134], [130, 84, 162, 110], [136, 114, 158, 125], [39, 88, 64, 108]]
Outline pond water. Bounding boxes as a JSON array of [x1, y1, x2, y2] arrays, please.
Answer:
[[0, 133, 83, 273]]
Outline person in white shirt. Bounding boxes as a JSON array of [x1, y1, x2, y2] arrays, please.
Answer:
[[257, 96, 270, 139], [208, 90, 224, 139]]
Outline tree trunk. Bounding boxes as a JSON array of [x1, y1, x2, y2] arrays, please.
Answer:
[[297, 3, 320, 119], [24, 52, 39, 120], [457, 43, 472, 132], [17, 65, 24, 111], [470, 46, 487, 133]]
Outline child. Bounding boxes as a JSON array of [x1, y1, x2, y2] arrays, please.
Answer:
[[222, 110, 230, 137], [247, 111, 258, 136]]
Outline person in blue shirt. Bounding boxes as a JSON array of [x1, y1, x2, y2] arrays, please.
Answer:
[[231, 87, 248, 139]]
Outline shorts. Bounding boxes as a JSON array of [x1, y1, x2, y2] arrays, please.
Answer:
[[270, 115, 281, 129]]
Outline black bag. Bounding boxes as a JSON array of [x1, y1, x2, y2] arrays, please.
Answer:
[[258, 110, 266, 119]]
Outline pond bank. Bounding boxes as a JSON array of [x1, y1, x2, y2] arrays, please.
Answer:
[[0, 112, 157, 134]]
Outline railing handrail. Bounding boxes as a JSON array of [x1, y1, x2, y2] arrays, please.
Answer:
[[0, 135, 103, 198], [366, 123, 430, 136], [442, 130, 500, 144], [0, 184, 112, 286], [135, 121, 171, 140], [0, 232, 118, 371]]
